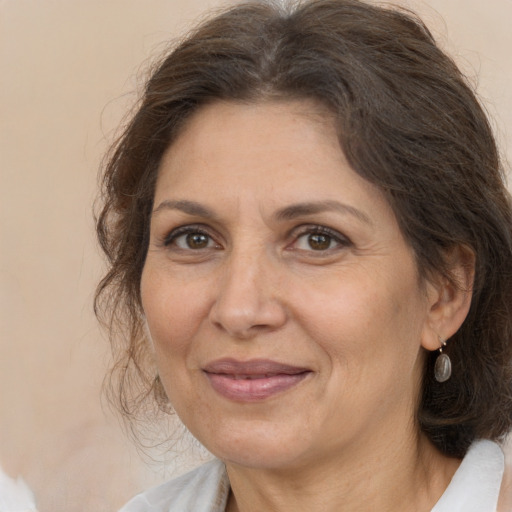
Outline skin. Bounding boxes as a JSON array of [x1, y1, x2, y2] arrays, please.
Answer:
[[141, 100, 472, 511]]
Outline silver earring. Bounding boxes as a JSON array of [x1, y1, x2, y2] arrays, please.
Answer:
[[434, 338, 452, 383], [153, 374, 173, 414]]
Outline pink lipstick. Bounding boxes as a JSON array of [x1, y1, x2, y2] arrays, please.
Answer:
[[203, 358, 311, 402]]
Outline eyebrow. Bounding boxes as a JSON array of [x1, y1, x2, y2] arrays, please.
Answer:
[[152, 199, 216, 218], [152, 198, 372, 225], [274, 200, 372, 225]]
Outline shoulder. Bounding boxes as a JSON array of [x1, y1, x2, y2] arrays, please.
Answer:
[[118, 459, 229, 512]]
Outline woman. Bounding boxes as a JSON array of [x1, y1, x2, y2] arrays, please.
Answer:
[[95, 0, 512, 510]]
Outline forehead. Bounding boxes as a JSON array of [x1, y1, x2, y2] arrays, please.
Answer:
[[160, 99, 334, 166], [155, 100, 369, 201]]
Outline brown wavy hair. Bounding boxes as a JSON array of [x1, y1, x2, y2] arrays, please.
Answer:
[[95, 0, 512, 458]]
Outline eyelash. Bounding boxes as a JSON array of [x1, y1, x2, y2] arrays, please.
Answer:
[[163, 224, 220, 250], [290, 225, 351, 253], [161, 224, 351, 253]]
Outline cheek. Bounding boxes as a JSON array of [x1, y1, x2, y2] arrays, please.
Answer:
[[140, 265, 207, 358], [140, 268, 210, 412], [296, 263, 426, 373], [296, 274, 388, 338]]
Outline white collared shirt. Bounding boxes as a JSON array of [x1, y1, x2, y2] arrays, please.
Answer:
[[432, 440, 504, 512], [119, 440, 506, 512], [0, 466, 37, 512]]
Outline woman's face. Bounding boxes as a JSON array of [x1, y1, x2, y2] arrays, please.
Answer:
[[141, 100, 435, 471]]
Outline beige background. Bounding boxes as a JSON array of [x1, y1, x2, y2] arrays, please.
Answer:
[[1, 1, 511, 511]]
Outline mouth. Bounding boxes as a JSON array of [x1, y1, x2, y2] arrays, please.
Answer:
[[202, 358, 312, 402]]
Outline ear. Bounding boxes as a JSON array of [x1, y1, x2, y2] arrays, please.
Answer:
[[421, 245, 475, 351]]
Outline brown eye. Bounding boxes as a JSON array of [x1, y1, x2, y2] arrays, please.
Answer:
[[292, 226, 351, 254], [164, 227, 218, 250], [307, 233, 333, 250], [186, 232, 210, 249]]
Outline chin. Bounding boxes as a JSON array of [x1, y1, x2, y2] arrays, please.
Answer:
[[191, 417, 320, 471]]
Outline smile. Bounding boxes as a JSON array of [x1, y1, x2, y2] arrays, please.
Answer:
[[203, 358, 311, 402]]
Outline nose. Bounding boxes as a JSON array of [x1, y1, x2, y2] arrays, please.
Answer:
[[208, 249, 287, 339]]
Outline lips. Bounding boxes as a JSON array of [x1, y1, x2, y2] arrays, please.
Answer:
[[202, 358, 311, 402]]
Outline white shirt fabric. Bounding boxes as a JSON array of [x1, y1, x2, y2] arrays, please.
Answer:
[[119, 459, 229, 512], [432, 440, 504, 512], [0, 466, 38, 512], [119, 439, 506, 512]]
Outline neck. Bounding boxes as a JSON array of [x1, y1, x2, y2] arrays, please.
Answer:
[[225, 431, 460, 512]]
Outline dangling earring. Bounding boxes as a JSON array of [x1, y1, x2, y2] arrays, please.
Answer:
[[153, 374, 173, 414], [434, 337, 452, 383]]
